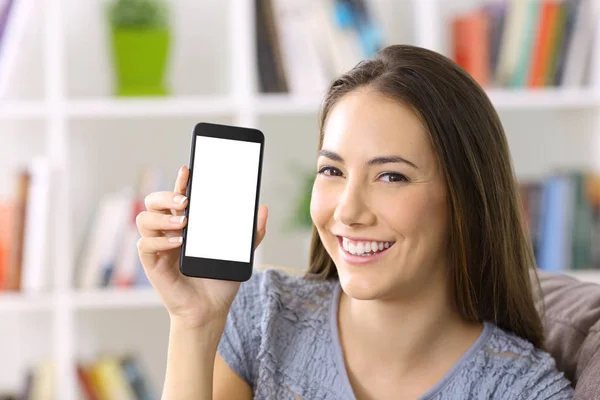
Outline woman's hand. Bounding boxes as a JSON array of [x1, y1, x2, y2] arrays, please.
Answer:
[[136, 165, 268, 329]]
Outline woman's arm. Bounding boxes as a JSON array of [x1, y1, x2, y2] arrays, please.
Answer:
[[161, 318, 252, 400], [162, 318, 224, 400]]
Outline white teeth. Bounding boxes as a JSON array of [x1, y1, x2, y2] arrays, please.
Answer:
[[356, 242, 365, 254], [341, 237, 393, 256]]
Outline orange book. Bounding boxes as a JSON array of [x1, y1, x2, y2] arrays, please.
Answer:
[[5, 170, 30, 291], [528, 0, 560, 87], [0, 239, 6, 290], [77, 363, 99, 400], [453, 10, 490, 87], [0, 202, 14, 290]]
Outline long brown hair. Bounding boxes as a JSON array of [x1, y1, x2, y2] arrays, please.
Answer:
[[306, 44, 545, 349]]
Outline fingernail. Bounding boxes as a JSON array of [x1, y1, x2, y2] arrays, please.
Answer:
[[170, 216, 185, 224], [169, 236, 183, 243], [173, 195, 187, 205]]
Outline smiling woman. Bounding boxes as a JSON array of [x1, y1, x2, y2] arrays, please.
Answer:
[[309, 46, 539, 335], [136, 44, 574, 400], [215, 45, 573, 400]]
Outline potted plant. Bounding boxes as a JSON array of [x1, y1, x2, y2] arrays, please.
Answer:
[[286, 167, 316, 256], [107, 0, 171, 96], [290, 170, 315, 231]]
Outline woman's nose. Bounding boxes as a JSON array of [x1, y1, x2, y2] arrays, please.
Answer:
[[333, 184, 375, 227]]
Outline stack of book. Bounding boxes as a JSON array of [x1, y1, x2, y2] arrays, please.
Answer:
[[520, 170, 600, 272], [452, 0, 598, 88], [75, 167, 165, 291], [255, 0, 383, 95], [0, 158, 52, 294], [1, 354, 154, 400], [77, 354, 154, 400]]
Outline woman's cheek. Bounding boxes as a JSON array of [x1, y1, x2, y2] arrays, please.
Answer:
[[310, 181, 334, 228]]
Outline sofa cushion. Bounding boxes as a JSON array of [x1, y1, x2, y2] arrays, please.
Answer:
[[574, 331, 600, 399], [534, 270, 600, 387]]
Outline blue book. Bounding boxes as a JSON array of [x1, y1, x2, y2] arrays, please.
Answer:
[[510, 0, 540, 87], [536, 174, 575, 272], [0, 0, 16, 58]]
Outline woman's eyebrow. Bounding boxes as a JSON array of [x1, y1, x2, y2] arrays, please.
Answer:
[[317, 149, 344, 162], [318, 149, 418, 169], [368, 155, 418, 169]]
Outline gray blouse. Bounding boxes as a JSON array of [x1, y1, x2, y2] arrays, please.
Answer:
[[217, 268, 573, 399]]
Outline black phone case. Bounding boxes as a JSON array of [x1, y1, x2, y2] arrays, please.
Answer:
[[179, 122, 264, 282]]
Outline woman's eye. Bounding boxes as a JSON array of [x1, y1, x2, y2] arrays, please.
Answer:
[[379, 172, 409, 183], [318, 166, 343, 177]]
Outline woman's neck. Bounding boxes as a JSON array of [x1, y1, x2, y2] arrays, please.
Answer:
[[337, 270, 482, 376]]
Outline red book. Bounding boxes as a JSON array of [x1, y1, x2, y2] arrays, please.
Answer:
[[0, 202, 14, 290], [528, 0, 560, 87], [77, 363, 99, 400], [453, 10, 490, 87]]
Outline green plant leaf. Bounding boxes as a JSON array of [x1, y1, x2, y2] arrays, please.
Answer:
[[108, 0, 169, 29]]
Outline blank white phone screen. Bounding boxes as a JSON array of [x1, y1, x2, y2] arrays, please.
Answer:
[[185, 136, 261, 263]]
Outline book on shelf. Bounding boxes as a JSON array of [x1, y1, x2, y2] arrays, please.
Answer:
[[78, 354, 155, 400], [0, 0, 16, 56], [0, 0, 31, 99], [76, 167, 166, 291], [520, 169, 600, 272], [0, 360, 52, 400], [0, 354, 154, 400], [0, 157, 53, 294], [255, 0, 383, 95], [452, 0, 599, 89]]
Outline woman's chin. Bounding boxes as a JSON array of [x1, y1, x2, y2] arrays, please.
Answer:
[[337, 267, 388, 301]]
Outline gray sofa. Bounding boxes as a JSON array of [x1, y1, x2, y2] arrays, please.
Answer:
[[535, 270, 600, 398]]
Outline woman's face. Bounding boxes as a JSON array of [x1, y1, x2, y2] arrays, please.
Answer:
[[311, 90, 450, 300]]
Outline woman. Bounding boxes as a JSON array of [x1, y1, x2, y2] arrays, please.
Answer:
[[136, 45, 573, 399]]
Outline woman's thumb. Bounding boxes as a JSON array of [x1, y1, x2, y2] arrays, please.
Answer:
[[255, 205, 268, 247]]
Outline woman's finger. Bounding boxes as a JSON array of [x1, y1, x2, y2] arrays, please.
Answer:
[[137, 236, 183, 275], [145, 191, 188, 214], [174, 165, 189, 195], [136, 211, 187, 237], [172, 166, 190, 217], [254, 205, 268, 248], [137, 236, 183, 256]]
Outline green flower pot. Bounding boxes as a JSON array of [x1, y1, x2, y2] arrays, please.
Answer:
[[110, 28, 170, 96]]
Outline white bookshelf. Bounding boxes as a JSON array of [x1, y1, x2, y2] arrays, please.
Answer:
[[66, 97, 237, 118], [0, 0, 599, 398], [0, 292, 55, 313], [3, 90, 600, 121], [487, 88, 600, 109], [0, 101, 47, 119], [71, 288, 162, 310]]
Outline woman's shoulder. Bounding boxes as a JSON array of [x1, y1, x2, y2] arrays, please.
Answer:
[[483, 323, 563, 373], [462, 322, 574, 399], [232, 267, 337, 318]]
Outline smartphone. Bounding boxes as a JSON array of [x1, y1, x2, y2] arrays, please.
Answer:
[[180, 122, 265, 282]]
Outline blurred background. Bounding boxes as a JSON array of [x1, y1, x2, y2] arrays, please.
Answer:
[[0, 0, 598, 398]]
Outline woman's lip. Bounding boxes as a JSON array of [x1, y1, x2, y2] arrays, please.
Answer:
[[336, 236, 394, 265], [335, 235, 394, 243]]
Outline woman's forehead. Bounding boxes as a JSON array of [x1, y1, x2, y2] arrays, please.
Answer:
[[321, 91, 432, 163]]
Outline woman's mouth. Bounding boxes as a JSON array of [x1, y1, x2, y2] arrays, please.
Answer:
[[336, 236, 396, 264]]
